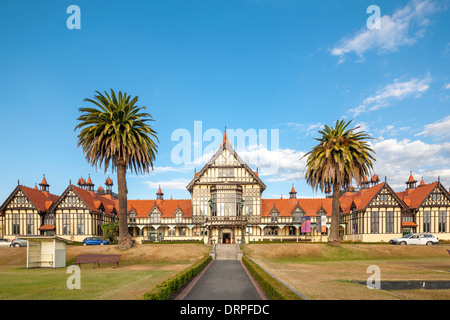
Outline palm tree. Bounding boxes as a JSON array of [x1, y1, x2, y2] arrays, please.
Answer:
[[75, 89, 158, 250], [303, 120, 375, 245]]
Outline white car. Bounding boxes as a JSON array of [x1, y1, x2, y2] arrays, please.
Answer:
[[0, 238, 12, 247], [390, 233, 439, 245]]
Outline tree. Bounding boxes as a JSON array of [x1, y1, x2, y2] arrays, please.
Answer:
[[75, 90, 158, 250], [101, 221, 119, 243], [303, 120, 375, 245]]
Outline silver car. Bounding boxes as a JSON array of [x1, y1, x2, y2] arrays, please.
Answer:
[[390, 233, 439, 245], [10, 238, 28, 247], [0, 238, 12, 247]]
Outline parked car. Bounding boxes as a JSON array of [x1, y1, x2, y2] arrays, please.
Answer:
[[82, 237, 110, 245], [10, 238, 28, 247], [390, 233, 439, 245], [0, 238, 12, 247]]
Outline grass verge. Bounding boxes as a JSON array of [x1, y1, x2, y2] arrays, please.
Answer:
[[242, 255, 303, 300]]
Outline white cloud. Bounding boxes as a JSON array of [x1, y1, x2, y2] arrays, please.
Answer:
[[444, 83, 450, 89], [331, 0, 437, 62], [415, 115, 450, 140], [143, 178, 190, 190], [349, 76, 431, 117], [371, 137, 450, 190], [283, 122, 324, 137]]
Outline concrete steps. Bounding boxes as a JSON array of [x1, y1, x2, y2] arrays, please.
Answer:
[[213, 244, 243, 260]]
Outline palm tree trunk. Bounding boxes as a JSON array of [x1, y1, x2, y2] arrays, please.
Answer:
[[116, 160, 133, 250], [328, 182, 341, 245]]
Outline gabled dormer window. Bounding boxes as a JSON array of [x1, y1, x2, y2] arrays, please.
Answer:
[[271, 211, 278, 223], [129, 212, 136, 223], [175, 211, 182, 223], [292, 209, 303, 223], [150, 213, 161, 224]]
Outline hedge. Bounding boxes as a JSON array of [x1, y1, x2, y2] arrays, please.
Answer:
[[141, 254, 211, 300], [242, 255, 303, 300]]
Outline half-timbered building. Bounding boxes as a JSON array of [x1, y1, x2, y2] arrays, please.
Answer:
[[1, 131, 449, 243]]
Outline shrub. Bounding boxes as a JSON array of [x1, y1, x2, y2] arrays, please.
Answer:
[[141, 254, 211, 300]]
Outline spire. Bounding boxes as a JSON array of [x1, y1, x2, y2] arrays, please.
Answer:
[[85, 174, 94, 191], [289, 184, 297, 199], [156, 185, 164, 202], [419, 177, 425, 187], [222, 126, 231, 147], [362, 175, 370, 189], [104, 177, 113, 193], [406, 171, 417, 190], [77, 176, 86, 189], [39, 174, 49, 192]]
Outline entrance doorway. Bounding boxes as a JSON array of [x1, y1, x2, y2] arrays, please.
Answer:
[[222, 232, 231, 244]]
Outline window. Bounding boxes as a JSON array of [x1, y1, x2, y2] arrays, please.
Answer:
[[352, 210, 358, 234], [77, 216, 85, 235], [264, 226, 278, 236], [12, 214, 20, 235], [431, 193, 441, 201], [439, 210, 446, 233], [175, 213, 182, 223], [271, 212, 278, 223], [371, 211, 379, 233], [62, 213, 70, 235], [97, 211, 103, 235], [218, 168, 234, 178], [178, 227, 186, 236], [292, 210, 303, 223], [26, 213, 34, 235], [215, 192, 240, 217], [423, 211, 431, 233], [386, 211, 394, 233], [200, 197, 208, 216], [379, 194, 388, 201], [44, 213, 55, 226], [129, 212, 136, 223], [150, 213, 161, 224], [16, 196, 26, 204], [168, 228, 176, 236], [245, 197, 253, 216], [67, 196, 77, 204]]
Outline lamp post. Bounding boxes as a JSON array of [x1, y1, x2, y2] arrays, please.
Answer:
[[208, 198, 215, 245], [239, 199, 245, 244], [201, 211, 205, 244], [247, 211, 251, 244]]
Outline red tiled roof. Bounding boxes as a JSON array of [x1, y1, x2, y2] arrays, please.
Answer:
[[71, 185, 117, 215], [20, 185, 59, 212], [397, 182, 438, 209], [261, 198, 333, 217], [127, 199, 192, 218], [341, 183, 385, 213]]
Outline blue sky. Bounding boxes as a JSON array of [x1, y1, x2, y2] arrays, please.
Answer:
[[0, 0, 449, 202]]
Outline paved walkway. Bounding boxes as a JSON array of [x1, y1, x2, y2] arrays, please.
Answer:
[[176, 244, 268, 300]]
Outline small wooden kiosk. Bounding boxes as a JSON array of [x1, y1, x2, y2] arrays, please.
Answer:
[[19, 236, 71, 269]]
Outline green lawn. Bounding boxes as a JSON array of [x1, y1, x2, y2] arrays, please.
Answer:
[[0, 243, 210, 300], [0, 266, 175, 300]]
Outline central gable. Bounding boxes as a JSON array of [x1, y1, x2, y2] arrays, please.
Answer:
[[186, 132, 266, 192]]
